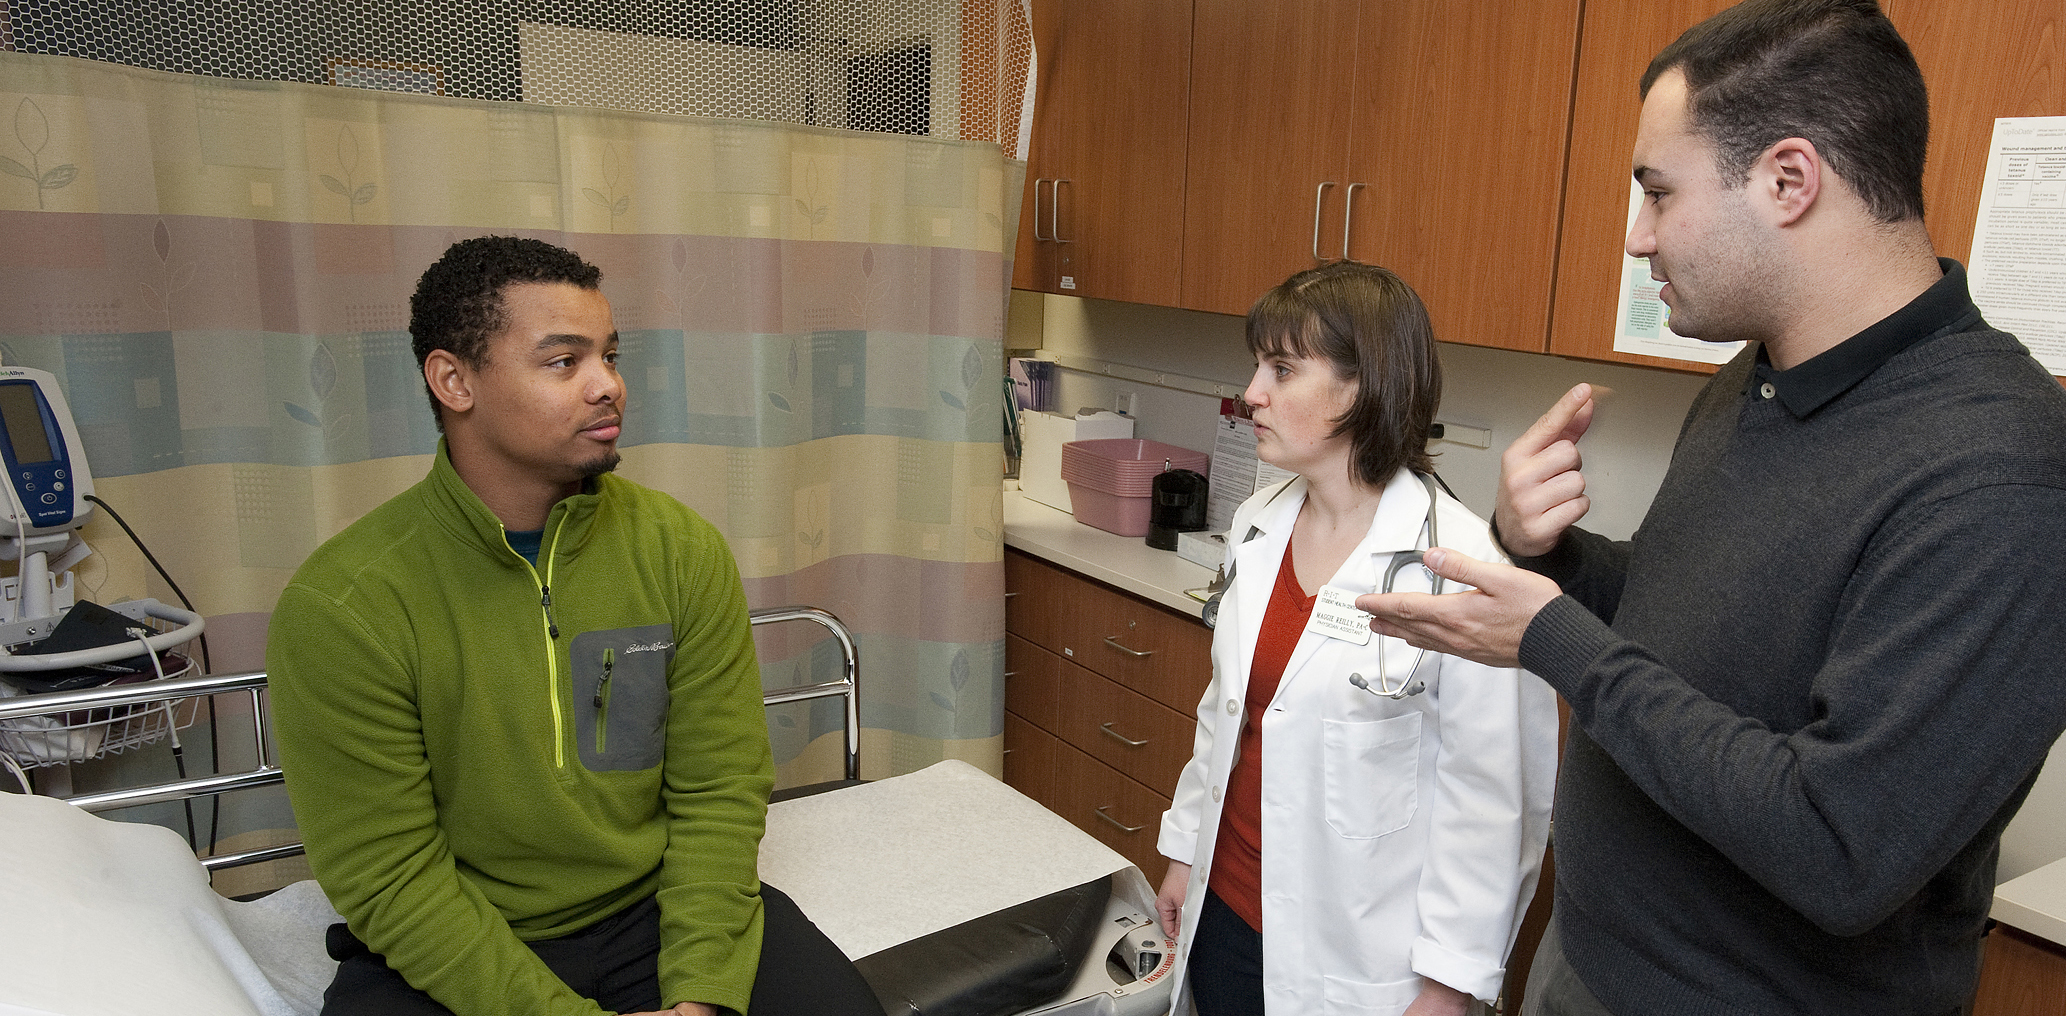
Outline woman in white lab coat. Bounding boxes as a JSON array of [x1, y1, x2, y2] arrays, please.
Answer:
[[1154, 262, 1557, 1016]]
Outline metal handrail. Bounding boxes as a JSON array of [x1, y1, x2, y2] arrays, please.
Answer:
[[749, 605, 861, 782], [3, 605, 863, 870]]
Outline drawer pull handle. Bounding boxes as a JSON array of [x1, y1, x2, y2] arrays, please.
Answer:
[[1095, 806, 1145, 833], [1004, 591, 1018, 599], [1004, 671, 1019, 678], [1103, 636, 1153, 658], [1100, 722, 1149, 747]]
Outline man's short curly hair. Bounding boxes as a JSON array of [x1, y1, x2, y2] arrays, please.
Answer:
[[409, 236, 603, 427]]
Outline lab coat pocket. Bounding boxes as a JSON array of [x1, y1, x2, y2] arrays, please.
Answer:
[[1322, 712, 1421, 839], [1322, 972, 1422, 1015]]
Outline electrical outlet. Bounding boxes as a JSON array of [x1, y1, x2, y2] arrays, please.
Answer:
[[1431, 420, 1492, 449]]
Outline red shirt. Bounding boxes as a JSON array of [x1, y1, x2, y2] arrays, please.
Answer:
[[1208, 537, 1314, 932]]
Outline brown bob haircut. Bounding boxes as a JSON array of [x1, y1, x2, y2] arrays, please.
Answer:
[[1246, 261, 1440, 487]]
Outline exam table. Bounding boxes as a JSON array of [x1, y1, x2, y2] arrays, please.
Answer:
[[0, 608, 1176, 1016]]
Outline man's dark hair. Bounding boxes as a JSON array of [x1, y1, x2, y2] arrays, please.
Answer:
[[1641, 0, 1927, 223], [409, 236, 603, 427], [1245, 261, 1441, 488]]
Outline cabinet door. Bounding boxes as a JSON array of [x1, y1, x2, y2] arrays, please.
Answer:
[[1545, 0, 1733, 370], [1343, 0, 1581, 352], [1971, 924, 2066, 1016], [1884, 1, 2066, 272], [1004, 633, 1063, 732], [1004, 711, 1063, 811], [1180, 0, 1361, 316], [1014, 0, 1192, 305]]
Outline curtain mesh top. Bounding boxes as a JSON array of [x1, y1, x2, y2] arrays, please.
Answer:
[[1, 1, 1031, 151]]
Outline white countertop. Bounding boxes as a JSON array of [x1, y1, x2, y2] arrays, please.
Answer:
[[1995, 855, 2066, 946], [1002, 486, 1217, 618]]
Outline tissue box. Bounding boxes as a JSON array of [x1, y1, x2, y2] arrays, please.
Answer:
[[1177, 530, 1228, 570]]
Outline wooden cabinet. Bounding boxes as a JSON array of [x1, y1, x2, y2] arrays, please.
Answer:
[[1971, 924, 2066, 1016], [1178, 0, 1582, 353], [1011, 0, 1191, 305], [1545, 0, 2066, 370], [1178, 0, 1359, 317], [1003, 549, 1212, 878], [1016, 0, 1580, 353], [1340, 0, 1582, 353]]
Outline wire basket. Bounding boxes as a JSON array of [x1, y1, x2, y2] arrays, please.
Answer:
[[0, 652, 198, 768]]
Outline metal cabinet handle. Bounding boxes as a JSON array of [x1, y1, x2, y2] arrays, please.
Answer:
[[1003, 670, 1019, 678], [1100, 721, 1148, 747], [1095, 806, 1145, 833], [1053, 179, 1073, 243], [1341, 182, 1365, 260], [1032, 179, 1052, 241], [1004, 591, 1018, 599], [1311, 181, 1338, 260], [1102, 636, 1152, 658]]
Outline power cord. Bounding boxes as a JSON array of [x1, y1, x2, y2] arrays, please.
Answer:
[[83, 493, 219, 853]]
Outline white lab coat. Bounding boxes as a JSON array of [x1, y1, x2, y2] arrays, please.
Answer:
[[1157, 469, 1558, 1015]]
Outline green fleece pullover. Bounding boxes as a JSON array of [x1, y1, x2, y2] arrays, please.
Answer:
[[268, 442, 773, 1015]]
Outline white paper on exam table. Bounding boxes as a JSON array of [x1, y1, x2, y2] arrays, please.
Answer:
[[0, 791, 338, 1016], [758, 760, 1134, 961]]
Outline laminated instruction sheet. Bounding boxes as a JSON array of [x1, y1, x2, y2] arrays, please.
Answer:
[[1969, 115, 2066, 376]]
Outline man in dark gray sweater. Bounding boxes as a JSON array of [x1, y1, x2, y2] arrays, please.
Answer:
[[1360, 1, 2066, 1014]]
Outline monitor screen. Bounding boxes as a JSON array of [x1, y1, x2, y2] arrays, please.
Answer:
[[0, 383, 55, 465]]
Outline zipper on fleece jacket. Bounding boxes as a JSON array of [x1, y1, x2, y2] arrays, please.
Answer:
[[504, 513, 574, 770], [593, 647, 614, 754]]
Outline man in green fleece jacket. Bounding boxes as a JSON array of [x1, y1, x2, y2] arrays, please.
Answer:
[[268, 236, 883, 1016]]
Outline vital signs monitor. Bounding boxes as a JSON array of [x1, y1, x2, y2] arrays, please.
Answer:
[[0, 367, 92, 537]]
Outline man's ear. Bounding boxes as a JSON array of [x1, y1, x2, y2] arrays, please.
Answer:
[[1759, 136, 1822, 227], [424, 349, 475, 417]]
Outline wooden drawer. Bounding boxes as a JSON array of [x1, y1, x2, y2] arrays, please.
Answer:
[[1053, 739, 1174, 880], [1055, 657, 1195, 797], [1973, 924, 2066, 1016], [1003, 711, 1062, 812], [1005, 550, 1213, 715], [1004, 549, 1072, 648], [1004, 633, 1061, 732]]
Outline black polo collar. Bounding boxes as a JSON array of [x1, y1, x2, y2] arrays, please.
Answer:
[[1748, 258, 1985, 417]]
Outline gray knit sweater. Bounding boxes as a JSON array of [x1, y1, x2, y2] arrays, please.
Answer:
[[1516, 262, 2066, 1015]]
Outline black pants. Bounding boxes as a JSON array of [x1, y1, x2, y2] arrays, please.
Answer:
[[1188, 887, 1265, 1016], [321, 884, 885, 1016]]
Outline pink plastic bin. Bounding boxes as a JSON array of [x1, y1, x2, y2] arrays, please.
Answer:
[[1066, 484, 1155, 537], [1061, 439, 1210, 537]]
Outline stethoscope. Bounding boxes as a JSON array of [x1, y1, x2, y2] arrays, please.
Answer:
[[1348, 484, 1441, 698], [1201, 473, 1444, 699]]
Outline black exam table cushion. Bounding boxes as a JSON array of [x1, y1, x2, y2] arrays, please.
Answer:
[[852, 874, 1113, 1016]]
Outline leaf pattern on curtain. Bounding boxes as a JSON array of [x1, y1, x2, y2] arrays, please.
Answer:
[[0, 51, 1023, 810]]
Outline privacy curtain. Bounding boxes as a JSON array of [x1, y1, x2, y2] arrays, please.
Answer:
[[0, 47, 1022, 881]]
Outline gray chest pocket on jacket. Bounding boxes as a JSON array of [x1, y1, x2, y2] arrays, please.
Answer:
[[572, 624, 673, 772]]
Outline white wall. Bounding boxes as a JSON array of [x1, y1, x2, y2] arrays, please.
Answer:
[[1021, 291, 2066, 883], [1026, 293, 1709, 539]]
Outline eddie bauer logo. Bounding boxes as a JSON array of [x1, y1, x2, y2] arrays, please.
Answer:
[[625, 641, 674, 653]]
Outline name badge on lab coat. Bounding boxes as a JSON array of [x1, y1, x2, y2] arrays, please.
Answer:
[[1307, 586, 1374, 645]]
